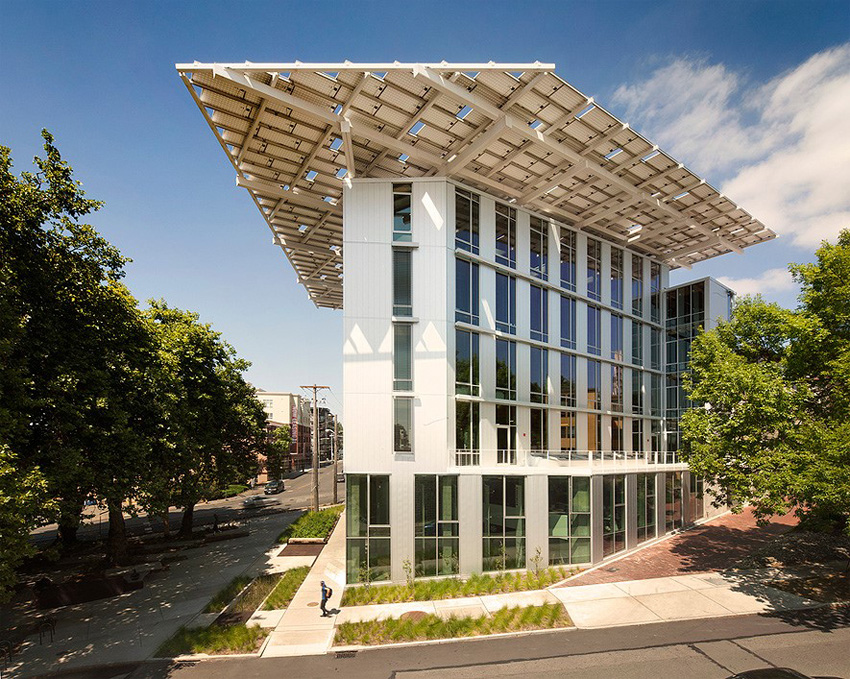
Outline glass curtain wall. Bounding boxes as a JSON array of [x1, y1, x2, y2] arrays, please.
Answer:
[[496, 339, 517, 400], [636, 473, 656, 543], [602, 475, 626, 557], [455, 329, 480, 396], [455, 188, 479, 254], [346, 475, 391, 582], [529, 217, 548, 280], [496, 273, 516, 333], [611, 247, 623, 310], [414, 476, 459, 576], [393, 249, 412, 316], [393, 183, 412, 242], [455, 258, 479, 325], [665, 472, 683, 532], [530, 347, 547, 403], [483, 476, 525, 571], [548, 476, 591, 565], [455, 401, 479, 466], [495, 203, 516, 268], [560, 228, 576, 291]]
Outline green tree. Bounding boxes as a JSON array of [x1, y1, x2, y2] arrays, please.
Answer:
[[145, 302, 267, 536], [0, 131, 168, 565], [266, 425, 292, 480], [681, 230, 850, 532]]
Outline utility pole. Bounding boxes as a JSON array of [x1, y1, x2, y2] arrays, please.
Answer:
[[300, 385, 329, 512], [332, 414, 339, 504]]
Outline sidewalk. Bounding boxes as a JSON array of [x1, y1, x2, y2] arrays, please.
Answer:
[[261, 512, 346, 656]]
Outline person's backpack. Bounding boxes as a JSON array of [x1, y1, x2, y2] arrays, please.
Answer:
[[326, 587, 333, 599]]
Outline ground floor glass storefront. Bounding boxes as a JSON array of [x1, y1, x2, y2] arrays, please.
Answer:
[[414, 475, 460, 576], [548, 476, 591, 565], [483, 475, 526, 571], [346, 474, 391, 582]]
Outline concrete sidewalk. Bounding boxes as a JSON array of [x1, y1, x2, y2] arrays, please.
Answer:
[[261, 513, 346, 657], [332, 570, 822, 633]]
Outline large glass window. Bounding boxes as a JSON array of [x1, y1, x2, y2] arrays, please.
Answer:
[[495, 203, 516, 268], [587, 413, 602, 453], [530, 408, 547, 453], [415, 476, 460, 576], [455, 188, 479, 254], [560, 296, 576, 349], [560, 228, 576, 291], [611, 247, 623, 310], [346, 475, 391, 582], [393, 396, 413, 453], [612, 416, 624, 454], [650, 327, 661, 370], [455, 258, 479, 325], [560, 411, 577, 454], [496, 405, 517, 464], [650, 420, 662, 465], [650, 261, 661, 324], [483, 476, 525, 571], [602, 475, 626, 557], [651, 373, 662, 418], [632, 370, 644, 415], [530, 216, 548, 280], [632, 320, 643, 366], [393, 249, 412, 316], [530, 285, 548, 342], [631, 254, 643, 317], [496, 339, 517, 400], [530, 346, 547, 403], [611, 364, 623, 412], [455, 329, 480, 396], [560, 353, 576, 407], [689, 475, 706, 522], [548, 476, 590, 565], [455, 400, 479, 466], [587, 305, 601, 355], [393, 183, 412, 242], [637, 473, 656, 543], [496, 273, 516, 334], [587, 237, 601, 301], [633, 418, 644, 455], [665, 472, 683, 532], [393, 324, 412, 391], [611, 314, 623, 361], [587, 359, 601, 410]]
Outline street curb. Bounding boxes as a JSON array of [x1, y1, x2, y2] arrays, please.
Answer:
[[330, 623, 576, 653]]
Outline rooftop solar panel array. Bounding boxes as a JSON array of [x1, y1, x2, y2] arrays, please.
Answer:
[[176, 61, 775, 309]]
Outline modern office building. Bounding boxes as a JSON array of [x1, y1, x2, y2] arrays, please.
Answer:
[[180, 62, 774, 583]]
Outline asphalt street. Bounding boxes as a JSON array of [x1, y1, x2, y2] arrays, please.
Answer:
[[30, 463, 343, 547], [118, 606, 850, 679]]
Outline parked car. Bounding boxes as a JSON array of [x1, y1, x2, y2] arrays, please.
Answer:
[[336, 473, 345, 483], [728, 669, 844, 679], [242, 495, 279, 509], [264, 480, 284, 495]]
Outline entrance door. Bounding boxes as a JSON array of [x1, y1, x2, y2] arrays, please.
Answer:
[[497, 425, 515, 464]]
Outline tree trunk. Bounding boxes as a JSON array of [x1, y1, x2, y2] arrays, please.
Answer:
[[161, 511, 171, 538], [106, 499, 129, 565], [57, 498, 84, 548], [178, 503, 195, 537]]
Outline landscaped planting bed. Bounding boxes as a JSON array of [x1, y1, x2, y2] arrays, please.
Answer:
[[334, 603, 571, 646], [155, 623, 268, 656], [342, 567, 578, 606], [277, 504, 343, 544], [263, 566, 311, 610]]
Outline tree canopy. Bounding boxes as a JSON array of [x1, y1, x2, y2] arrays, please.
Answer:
[[681, 230, 850, 532], [0, 132, 268, 598]]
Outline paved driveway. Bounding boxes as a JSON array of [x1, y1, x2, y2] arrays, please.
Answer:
[[561, 508, 798, 586]]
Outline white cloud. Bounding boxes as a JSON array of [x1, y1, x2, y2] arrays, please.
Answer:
[[716, 268, 797, 297], [612, 45, 850, 250]]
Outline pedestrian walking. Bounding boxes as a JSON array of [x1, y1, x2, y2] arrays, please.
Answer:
[[320, 580, 332, 617]]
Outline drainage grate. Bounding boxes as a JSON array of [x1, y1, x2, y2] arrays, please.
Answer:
[[335, 650, 358, 659]]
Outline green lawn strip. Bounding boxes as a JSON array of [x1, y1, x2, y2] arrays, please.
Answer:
[[341, 567, 578, 606], [155, 623, 268, 657], [277, 504, 343, 544], [263, 566, 311, 610], [334, 603, 571, 647]]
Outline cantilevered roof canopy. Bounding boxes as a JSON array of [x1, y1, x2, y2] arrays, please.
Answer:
[[176, 61, 775, 310]]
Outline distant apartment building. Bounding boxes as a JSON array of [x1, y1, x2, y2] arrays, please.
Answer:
[[182, 62, 774, 583], [256, 390, 312, 473]]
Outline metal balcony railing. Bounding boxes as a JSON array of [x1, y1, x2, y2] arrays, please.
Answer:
[[452, 449, 681, 467]]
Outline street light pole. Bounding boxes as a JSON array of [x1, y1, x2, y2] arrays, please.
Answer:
[[300, 384, 329, 512]]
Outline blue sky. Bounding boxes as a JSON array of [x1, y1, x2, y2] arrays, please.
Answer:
[[3, 0, 848, 412]]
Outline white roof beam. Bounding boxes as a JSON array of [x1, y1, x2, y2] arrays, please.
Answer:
[[438, 118, 510, 176], [179, 61, 555, 74], [519, 161, 585, 204], [236, 175, 342, 215]]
